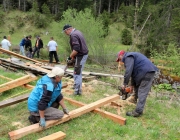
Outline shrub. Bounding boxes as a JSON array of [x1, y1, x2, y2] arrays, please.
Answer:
[[121, 28, 132, 45]]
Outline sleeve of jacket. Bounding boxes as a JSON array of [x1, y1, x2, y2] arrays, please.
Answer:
[[38, 84, 53, 111], [41, 39, 43, 47], [71, 36, 80, 52], [123, 56, 134, 86]]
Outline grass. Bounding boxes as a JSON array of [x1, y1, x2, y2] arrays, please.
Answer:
[[0, 68, 180, 139]]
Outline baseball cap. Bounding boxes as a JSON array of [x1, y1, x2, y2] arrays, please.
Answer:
[[36, 35, 40, 38], [62, 24, 72, 32], [47, 67, 65, 77], [116, 50, 125, 62]]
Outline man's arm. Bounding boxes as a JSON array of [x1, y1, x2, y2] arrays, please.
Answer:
[[8, 41, 11, 47], [123, 56, 134, 86], [38, 85, 53, 118], [70, 50, 78, 59]]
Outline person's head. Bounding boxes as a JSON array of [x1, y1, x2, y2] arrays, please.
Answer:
[[62, 24, 73, 35], [47, 67, 64, 83], [36, 35, 40, 39], [28, 35, 32, 39], [3, 36, 7, 39], [116, 50, 125, 62], [50, 37, 54, 40]]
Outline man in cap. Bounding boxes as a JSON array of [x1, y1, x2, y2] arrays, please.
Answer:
[[32, 36, 43, 58], [116, 50, 158, 117], [27, 67, 69, 127], [0, 36, 11, 50], [63, 24, 89, 95]]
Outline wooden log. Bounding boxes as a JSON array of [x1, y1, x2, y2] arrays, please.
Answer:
[[0, 48, 41, 64], [0, 93, 29, 108], [0, 75, 37, 93], [90, 72, 124, 78], [0, 83, 68, 109], [64, 97, 126, 125], [38, 131, 66, 140], [8, 94, 120, 140], [0, 75, 34, 89], [0, 58, 47, 75]]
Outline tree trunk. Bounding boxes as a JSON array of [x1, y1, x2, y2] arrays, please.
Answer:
[[108, 0, 111, 13], [116, 0, 120, 13], [93, 0, 97, 16], [3, 0, 7, 12], [23, 0, 26, 11], [98, 0, 101, 15], [19, 0, 21, 10], [130, 0, 139, 51], [167, 0, 173, 28]]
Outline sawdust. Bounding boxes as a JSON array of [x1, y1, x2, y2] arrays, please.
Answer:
[[63, 78, 134, 115], [12, 122, 24, 129], [62, 79, 95, 95]]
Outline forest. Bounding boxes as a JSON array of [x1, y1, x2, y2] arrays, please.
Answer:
[[1, 0, 180, 51]]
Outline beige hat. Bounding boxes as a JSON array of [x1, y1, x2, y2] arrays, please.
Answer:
[[47, 67, 64, 77]]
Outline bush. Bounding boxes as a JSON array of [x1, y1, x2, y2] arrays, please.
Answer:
[[121, 28, 132, 45]]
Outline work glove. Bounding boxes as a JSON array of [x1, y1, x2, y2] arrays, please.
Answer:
[[67, 56, 72, 62], [63, 108, 69, 115], [39, 118, 46, 127]]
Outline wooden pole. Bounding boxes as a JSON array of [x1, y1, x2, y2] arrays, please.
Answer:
[[8, 94, 120, 140]]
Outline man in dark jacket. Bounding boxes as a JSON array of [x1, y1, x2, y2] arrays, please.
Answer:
[[32, 36, 43, 58], [116, 50, 158, 117], [19, 36, 27, 56], [27, 67, 69, 127], [25, 35, 33, 58], [63, 24, 88, 95]]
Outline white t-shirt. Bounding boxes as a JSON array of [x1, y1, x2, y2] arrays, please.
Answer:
[[1, 39, 11, 50], [47, 40, 57, 51]]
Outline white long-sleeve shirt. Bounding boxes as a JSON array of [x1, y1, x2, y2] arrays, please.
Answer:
[[1, 39, 11, 50]]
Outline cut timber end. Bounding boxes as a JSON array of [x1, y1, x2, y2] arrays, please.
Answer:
[[38, 131, 66, 140], [8, 94, 120, 140]]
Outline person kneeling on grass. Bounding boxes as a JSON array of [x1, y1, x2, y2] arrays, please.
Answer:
[[27, 67, 69, 127]]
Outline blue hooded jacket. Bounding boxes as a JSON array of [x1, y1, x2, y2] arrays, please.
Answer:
[[27, 75, 62, 112]]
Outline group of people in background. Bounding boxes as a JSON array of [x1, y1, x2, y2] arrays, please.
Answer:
[[0, 34, 59, 65], [19, 35, 43, 59]]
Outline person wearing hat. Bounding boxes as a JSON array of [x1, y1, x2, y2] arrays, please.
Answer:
[[27, 67, 69, 127], [0, 36, 11, 50], [116, 50, 158, 117], [32, 36, 43, 58], [63, 24, 88, 95]]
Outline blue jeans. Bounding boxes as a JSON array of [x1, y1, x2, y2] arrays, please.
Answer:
[[20, 46, 25, 56], [73, 55, 88, 93]]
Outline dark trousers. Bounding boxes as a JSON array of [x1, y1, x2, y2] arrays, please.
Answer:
[[134, 72, 155, 113], [29, 102, 64, 122], [32, 47, 40, 58], [49, 51, 59, 63]]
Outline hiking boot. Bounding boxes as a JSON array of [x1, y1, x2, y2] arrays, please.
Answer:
[[73, 91, 82, 96], [28, 115, 38, 124], [126, 110, 142, 117]]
